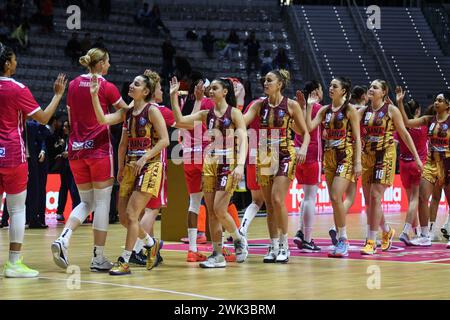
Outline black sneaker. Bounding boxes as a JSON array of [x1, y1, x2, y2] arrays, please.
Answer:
[[300, 240, 321, 253], [157, 252, 163, 264], [329, 227, 338, 246], [293, 230, 304, 249], [441, 225, 450, 240], [129, 250, 146, 266]]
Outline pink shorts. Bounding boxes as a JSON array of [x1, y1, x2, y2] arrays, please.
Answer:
[[0, 162, 28, 194], [295, 161, 322, 185], [70, 156, 114, 185], [146, 169, 168, 209], [183, 163, 203, 194], [400, 160, 422, 189], [246, 164, 260, 190]]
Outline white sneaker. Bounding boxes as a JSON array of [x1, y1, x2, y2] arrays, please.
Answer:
[[234, 236, 248, 263], [51, 238, 69, 269], [199, 253, 226, 268], [430, 231, 442, 242], [399, 232, 412, 246], [90, 256, 113, 272], [263, 246, 278, 263], [410, 236, 432, 247], [276, 244, 290, 263]]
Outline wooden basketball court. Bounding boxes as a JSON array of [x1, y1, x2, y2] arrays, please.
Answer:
[[1, 211, 450, 300]]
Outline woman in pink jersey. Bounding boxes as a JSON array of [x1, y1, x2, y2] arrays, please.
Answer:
[[90, 73, 168, 275], [393, 98, 428, 245], [179, 77, 215, 262], [0, 43, 67, 277], [51, 48, 129, 272], [293, 80, 323, 253], [240, 95, 265, 238], [397, 87, 450, 248], [170, 76, 249, 268]]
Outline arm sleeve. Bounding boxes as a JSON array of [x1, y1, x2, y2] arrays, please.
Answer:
[[105, 81, 123, 107], [160, 107, 176, 127], [16, 86, 41, 116]]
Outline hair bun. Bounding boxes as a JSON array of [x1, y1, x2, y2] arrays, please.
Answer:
[[79, 55, 91, 67]]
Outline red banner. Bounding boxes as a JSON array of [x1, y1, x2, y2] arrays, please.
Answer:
[[286, 174, 449, 213], [1, 174, 73, 220], [1, 174, 448, 219]]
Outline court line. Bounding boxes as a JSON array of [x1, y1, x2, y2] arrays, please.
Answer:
[[169, 238, 450, 266], [418, 258, 450, 264], [38, 276, 224, 300]]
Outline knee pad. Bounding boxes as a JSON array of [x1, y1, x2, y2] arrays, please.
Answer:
[[188, 192, 203, 214], [92, 186, 112, 232], [7, 191, 27, 244], [70, 189, 94, 224]]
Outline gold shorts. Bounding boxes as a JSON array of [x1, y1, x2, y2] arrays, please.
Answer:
[[257, 146, 296, 187], [119, 161, 163, 198], [422, 155, 450, 186], [202, 155, 237, 194], [323, 148, 355, 187], [362, 147, 396, 186]]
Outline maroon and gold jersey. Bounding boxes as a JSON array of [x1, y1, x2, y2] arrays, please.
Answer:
[[322, 104, 353, 151], [205, 105, 237, 158], [258, 96, 294, 153], [427, 115, 450, 161], [361, 103, 395, 153], [125, 104, 162, 163]]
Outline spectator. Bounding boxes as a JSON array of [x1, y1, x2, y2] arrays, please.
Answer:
[[56, 120, 80, 222], [149, 4, 170, 36], [92, 36, 106, 50], [260, 49, 273, 76], [39, 0, 54, 33], [135, 2, 151, 26], [6, 0, 22, 27], [10, 20, 30, 51], [186, 28, 198, 41], [273, 47, 290, 70], [98, 0, 111, 20], [64, 32, 82, 65], [201, 29, 215, 59], [174, 56, 192, 84], [25, 119, 48, 229], [244, 31, 260, 75], [220, 29, 239, 61], [161, 37, 176, 82], [80, 32, 91, 54], [0, 21, 11, 44]]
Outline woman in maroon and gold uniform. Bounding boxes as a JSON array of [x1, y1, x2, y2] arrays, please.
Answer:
[[90, 74, 168, 275], [244, 69, 310, 263], [359, 81, 423, 255], [306, 77, 362, 258], [170, 76, 248, 269], [397, 87, 450, 247]]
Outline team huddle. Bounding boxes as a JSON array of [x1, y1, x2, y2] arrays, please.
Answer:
[[1, 43, 450, 278]]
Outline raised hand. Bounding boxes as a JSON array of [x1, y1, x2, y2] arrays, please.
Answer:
[[296, 90, 306, 109], [194, 80, 204, 101], [53, 73, 67, 96], [307, 91, 319, 105], [169, 76, 180, 96], [90, 75, 99, 95], [231, 164, 244, 183], [386, 95, 394, 106], [395, 86, 406, 104], [144, 69, 152, 77]]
